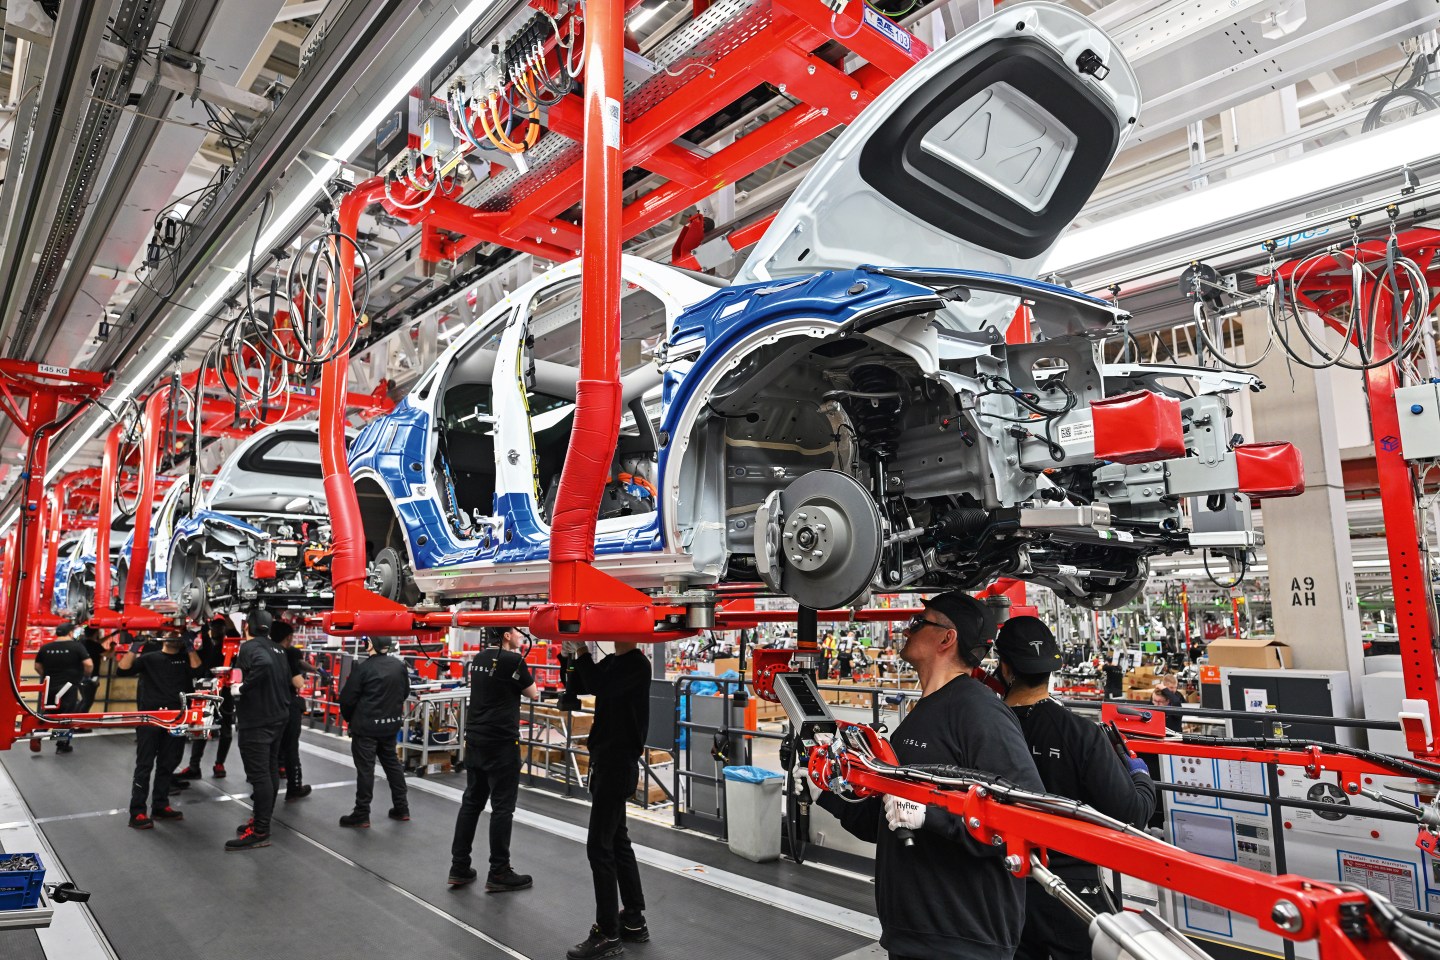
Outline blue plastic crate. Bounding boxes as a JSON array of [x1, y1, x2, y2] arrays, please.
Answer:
[[0, 852, 45, 910]]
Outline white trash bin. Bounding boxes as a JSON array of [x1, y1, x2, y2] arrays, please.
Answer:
[[723, 766, 784, 862]]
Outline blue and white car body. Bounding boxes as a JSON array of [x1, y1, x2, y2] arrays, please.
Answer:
[[349, 4, 1269, 611], [164, 423, 335, 618], [116, 477, 197, 608], [52, 526, 124, 620]]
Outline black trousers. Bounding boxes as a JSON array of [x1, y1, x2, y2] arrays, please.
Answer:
[[451, 742, 521, 872], [1014, 876, 1113, 960], [238, 720, 286, 832], [131, 727, 186, 815], [281, 699, 304, 790], [190, 687, 233, 766], [350, 732, 407, 815], [586, 760, 644, 938]]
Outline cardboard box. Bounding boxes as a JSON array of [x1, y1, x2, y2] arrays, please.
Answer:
[[1205, 636, 1293, 670]]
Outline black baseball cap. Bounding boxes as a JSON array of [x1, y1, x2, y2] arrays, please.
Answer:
[[55, 621, 75, 637], [271, 620, 294, 644], [248, 609, 273, 638], [368, 635, 393, 653], [922, 591, 988, 663], [994, 616, 1063, 673]]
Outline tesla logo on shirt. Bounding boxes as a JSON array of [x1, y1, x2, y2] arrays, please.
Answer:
[[901, 738, 928, 750]]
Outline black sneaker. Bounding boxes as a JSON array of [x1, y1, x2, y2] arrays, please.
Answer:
[[174, 765, 202, 779], [170, 779, 191, 791], [152, 806, 184, 821], [212, 763, 227, 779], [285, 784, 313, 802], [56, 742, 74, 754], [619, 913, 649, 943], [387, 807, 410, 821], [236, 818, 254, 837], [225, 827, 271, 851], [484, 866, 533, 893], [447, 865, 478, 887], [566, 926, 623, 960], [128, 813, 154, 830], [339, 811, 370, 828]]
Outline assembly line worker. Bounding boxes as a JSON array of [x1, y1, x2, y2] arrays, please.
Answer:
[[227, 609, 295, 852], [76, 626, 105, 714], [112, 631, 201, 829], [817, 592, 1046, 960], [565, 641, 652, 960], [449, 625, 539, 891], [994, 617, 1158, 960], [33, 621, 91, 754], [175, 616, 236, 780], [273, 619, 314, 801], [338, 635, 411, 827]]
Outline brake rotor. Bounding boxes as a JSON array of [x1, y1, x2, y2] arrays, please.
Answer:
[[763, 469, 884, 610]]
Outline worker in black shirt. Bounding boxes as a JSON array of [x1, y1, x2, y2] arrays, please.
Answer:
[[818, 592, 1045, 960], [1151, 684, 1185, 733], [176, 616, 235, 779], [76, 626, 105, 715], [113, 632, 201, 829], [338, 636, 411, 827], [565, 641, 652, 960], [228, 610, 295, 851], [274, 619, 314, 801], [994, 617, 1157, 960], [33, 622, 91, 754], [449, 626, 539, 890], [1101, 659, 1124, 699]]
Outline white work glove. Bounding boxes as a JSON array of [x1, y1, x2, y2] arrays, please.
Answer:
[[561, 641, 585, 659], [883, 794, 926, 832]]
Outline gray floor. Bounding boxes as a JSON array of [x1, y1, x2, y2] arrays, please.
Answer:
[[0, 728, 878, 960]]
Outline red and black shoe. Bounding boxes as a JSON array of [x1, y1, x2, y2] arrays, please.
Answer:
[[225, 827, 271, 851], [128, 813, 154, 830], [152, 806, 184, 822], [236, 817, 254, 837], [212, 763, 227, 779]]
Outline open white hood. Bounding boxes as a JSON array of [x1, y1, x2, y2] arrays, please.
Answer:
[[735, 1, 1140, 285]]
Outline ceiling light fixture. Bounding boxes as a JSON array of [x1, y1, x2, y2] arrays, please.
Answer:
[[37, 1, 496, 496], [1045, 109, 1440, 277], [1295, 82, 1352, 109]]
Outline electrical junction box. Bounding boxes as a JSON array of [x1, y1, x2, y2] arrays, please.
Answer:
[[1395, 382, 1440, 460]]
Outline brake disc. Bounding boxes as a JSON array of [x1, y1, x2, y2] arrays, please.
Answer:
[[761, 469, 884, 610]]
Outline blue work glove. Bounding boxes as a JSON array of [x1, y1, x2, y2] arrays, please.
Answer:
[[1126, 755, 1149, 776]]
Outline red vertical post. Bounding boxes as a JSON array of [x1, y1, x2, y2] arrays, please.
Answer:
[[5, 396, 57, 676], [320, 180, 390, 603], [122, 390, 168, 611], [1363, 277, 1440, 751], [547, 0, 625, 599], [92, 425, 123, 615]]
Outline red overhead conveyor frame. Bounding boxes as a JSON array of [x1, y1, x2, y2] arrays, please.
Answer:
[[1267, 228, 1440, 758], [317, 0, 929, 637]]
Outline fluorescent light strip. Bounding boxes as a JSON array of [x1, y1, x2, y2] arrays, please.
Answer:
[[37, 1, 495, 493], [1295, 82, 1351, 109], [1045, 109, 1440, 275]]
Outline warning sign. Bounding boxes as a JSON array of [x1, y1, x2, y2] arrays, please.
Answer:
[[1339, 853, 1418, 909]]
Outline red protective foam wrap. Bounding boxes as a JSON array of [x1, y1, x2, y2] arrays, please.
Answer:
[[1090, 391, 1185, 464], [253, 559, 278, 580], [549, 379, 623, 563], [1235, 441, 1305, 498]]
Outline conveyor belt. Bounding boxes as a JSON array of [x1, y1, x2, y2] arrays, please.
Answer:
[[1, 728, 876, 960]]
